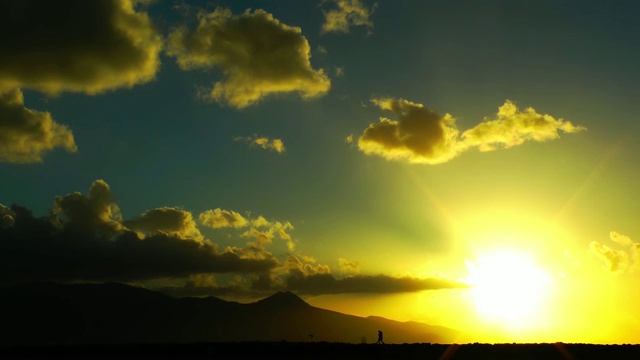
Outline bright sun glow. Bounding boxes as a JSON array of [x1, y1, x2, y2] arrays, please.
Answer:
[[465, 250, 552, 329]]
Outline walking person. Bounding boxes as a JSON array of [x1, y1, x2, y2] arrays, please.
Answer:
[[377, 330, 384, 344]]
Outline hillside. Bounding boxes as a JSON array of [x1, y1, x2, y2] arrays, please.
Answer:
[[0, 282, 458, 346]]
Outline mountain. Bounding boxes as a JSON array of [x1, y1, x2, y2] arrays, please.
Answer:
[[0, 282, 458, 346]]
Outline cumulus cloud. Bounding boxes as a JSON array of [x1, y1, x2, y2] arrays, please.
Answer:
[[356, 98, 586, 164], [199, 208, 249, 229], [0, 0, 162, 95], [1, 180, 467, 298], [52, 179, 124, 237], [251, 216, 272, 228], [358, 98, 460, 164], [234, 135, 286, 153], [321, 0, 376, 34], [0, 87, 77, 163], [338, 258, 360, 274], [167, 8, 330, 108], [461, 100, 587, 151], [0, 208, 277, 284], [242, 221, 296, 252], [590, 231, 640, 273], [0, 180, 281, 285], [125, 207, 204, 242], [0, 204, 16, 229]]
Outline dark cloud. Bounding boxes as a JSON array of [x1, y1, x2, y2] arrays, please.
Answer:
[[155, 271, 466, 299], [0, 180, 464, 298], [167, 8, 330, 108], [0, 87, 77, 163], [155, 272, 289, 299], [52, 179, 123, 237], [286, 273, 466, 295], [281, 255, 466, 295], [0, 0, 162, 95], [0, 180, 278, 285]]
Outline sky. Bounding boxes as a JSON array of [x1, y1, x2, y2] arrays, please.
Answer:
[[1, 0, 639, 345]]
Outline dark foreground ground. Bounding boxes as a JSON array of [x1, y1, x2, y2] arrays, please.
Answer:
[[3, 342, 640, 359]]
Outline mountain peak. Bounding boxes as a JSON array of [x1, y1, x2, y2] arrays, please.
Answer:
[[256, 291, 309, 308]]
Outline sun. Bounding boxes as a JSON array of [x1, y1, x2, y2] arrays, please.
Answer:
[[465, 250, 552, 328]]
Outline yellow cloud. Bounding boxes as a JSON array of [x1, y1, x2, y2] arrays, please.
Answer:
[[0, 87, 77, 163], [0, 0, 162, 95], [460, 100, 586, 151], [234, 135, 286, 153], [356, 98, 586, 164], [358, 98, 460, 164], [338, 257, 360, 274], [321, 0, 375, 34], [125, 207, 204, 242], [285, 255, 332, 277], [199, 208, 249, 229], [251, 216, 272, 228], [241, 221, 295, 251], [167, 8, 330, 108], [590, 232, 640, 273]]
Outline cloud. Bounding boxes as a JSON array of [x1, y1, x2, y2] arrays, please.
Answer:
[[590, 231, 640, 273], [242, 221, 296, 252], [0, 87, 77, 163], [234, 135, 286, 153], [283, 255, 466, 295], [124, 207, 204, 242], [0, 204, 15, 229], [52, 179, 124, 237], [156, 273, 269, 299], [156, 253, 466, 298], [0, 206, 278, 284], [338, 258, 360, 274], [321, 0, 375, 34], [167, 8, 330, 108], [251, 216, 272, 228], [0, 180, 466, 298], [356, 98, 586, 164], [199, 208, 249, 229], [460, 100, 587, 151], [0, 0, 162, 95], [358, 98, 460, 164], [287, 272, 467, 295], [0, 180, 281, 285]]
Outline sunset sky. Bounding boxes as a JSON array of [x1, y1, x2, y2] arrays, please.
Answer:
[[1, 0, 639, 345]]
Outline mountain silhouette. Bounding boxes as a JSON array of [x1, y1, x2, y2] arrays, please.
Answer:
[[0, 282, 458, 346]]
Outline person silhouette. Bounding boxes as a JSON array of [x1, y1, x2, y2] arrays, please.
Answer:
[[377, 330, 384, 344]]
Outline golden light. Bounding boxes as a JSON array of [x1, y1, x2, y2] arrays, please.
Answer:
[[465, 250, 552, 329]]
